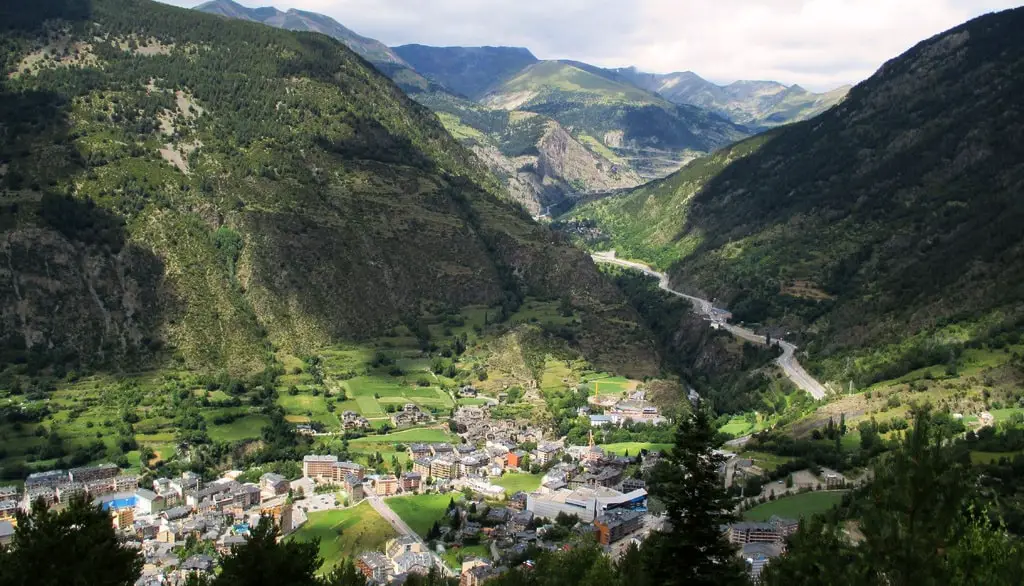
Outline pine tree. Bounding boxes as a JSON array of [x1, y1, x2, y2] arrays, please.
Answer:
[[322, 558, 368, 586], [0, 496, 143, 586], [642, 408, 749, 586], [857, 408, 971, 586], [761, 517, 862, 586], [764, 408, 1024, 586], [213, 516, 322, 586]]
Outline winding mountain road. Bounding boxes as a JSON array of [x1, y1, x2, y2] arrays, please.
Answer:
[[592, 251, 827, 400]]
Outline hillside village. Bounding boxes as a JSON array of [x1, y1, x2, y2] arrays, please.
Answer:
[[0, 381, 841, 585], [3, 2, 1024, 586]]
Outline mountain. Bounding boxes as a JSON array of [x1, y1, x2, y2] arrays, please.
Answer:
[[195, 0, 406, 65], [566, 7, 1024, 384], [418, 91, 643, 213], [0, 0, 658, 377], [191, 4, 640, 214], [481, 60, 751, 178], [612, 67, 849, 128], [391, 45, 540, 100]]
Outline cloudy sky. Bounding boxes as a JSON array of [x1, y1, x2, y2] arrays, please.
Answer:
[[163, 0, 1021, 90]]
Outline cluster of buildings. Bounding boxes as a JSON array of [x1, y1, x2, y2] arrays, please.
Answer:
[[391, 403, 433, 427], [342, 410, 371, 430], [452, 406, 543, 446], [406, 440, 562, 486], [724, 517, 800, 580], [4, 464, 140, 513], [302, 455, 420, 498], [356, 536, 440, 583], [0, 467, 291, 585], [587, 393, 666, 427], [129, 471, 293, 585]]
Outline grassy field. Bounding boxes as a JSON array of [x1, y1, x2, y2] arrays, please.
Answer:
[[349, 428, 457, 445], [441, 543, 490, 567], [600, 442, 672, 456], [288, 502, 398, 573], [970, 451, 1024, 465], [739, 451, 794, 473], [386, 493, 457, 538], [742, 491, 845, 521], [720, 417, 754, 436], [582, 374, 638, 397], [492, 473, 543, 493], [990, 408, 1024, 422], [206, 414, 271, 442]]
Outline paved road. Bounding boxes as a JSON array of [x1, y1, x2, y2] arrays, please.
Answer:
[[592, 251, 828, 400], [366, 495, 454, 577]]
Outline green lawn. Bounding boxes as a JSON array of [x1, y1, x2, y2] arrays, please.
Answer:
[[720, 417, 754, 436], [738, 451, 794, 473], [385, 493, 457, 538], [970, 450, 1024, 465], [207, 414, 271, 442], [990, 408, 1024, 423], [441, 543, 490, 567], [600, 442, 672, 456], [350, 428, 456, 444], [492, 473, 543, 494], [288, 502, 398, 573], [743, 491, 845, 521], [583, 374, 637, 396]]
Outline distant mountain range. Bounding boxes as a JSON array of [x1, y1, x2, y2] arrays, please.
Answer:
[[610, 68, 850, 128], [193, 0, 844, 210]]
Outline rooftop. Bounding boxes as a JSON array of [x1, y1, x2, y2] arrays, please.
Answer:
[[303, 455, 338, 463], [595, 508, 644, 529], [135, 489, 158, 501], [358, 551, 390, 569]]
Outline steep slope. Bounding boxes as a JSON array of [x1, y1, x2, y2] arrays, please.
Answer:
[[391, 45, 539, 100], [191, 4, 636, 215], [421, 92, 643, 213], [483, 61, 750, 178], [0, 0, 658, 377], [567, 7, 1024, 383], [613, 67, 849, 128]]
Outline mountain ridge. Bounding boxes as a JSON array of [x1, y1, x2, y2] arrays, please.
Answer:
[[610, 66, 849, 127], [195, 0, 409, 65], [192, 3, 650, 212], [566, 6, 1024, 384]]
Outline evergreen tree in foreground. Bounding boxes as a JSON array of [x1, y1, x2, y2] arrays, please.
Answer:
[[642, 407, 748, 586], [0, 497, 143, 586], [763, 408, 1024, 586], [212, 516, 322, 586]]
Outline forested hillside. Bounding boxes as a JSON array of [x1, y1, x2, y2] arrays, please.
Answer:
[[193, 3, 641, 214], [567, 7, 1024, 384], [0, 0, 658, 377]]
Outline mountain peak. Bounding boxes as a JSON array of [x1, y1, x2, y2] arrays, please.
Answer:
[[391, 45, 540, 99]]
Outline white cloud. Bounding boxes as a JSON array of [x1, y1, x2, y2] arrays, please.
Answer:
[[162, 0, 1021, 90]]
